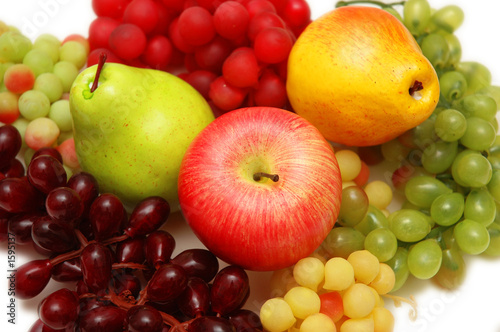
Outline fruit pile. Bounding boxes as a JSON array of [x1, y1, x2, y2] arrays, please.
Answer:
[[87, 0, 312, 114]]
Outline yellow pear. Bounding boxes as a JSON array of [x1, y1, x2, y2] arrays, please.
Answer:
[[286, 6, 440, 146]]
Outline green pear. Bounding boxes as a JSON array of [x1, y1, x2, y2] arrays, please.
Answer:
[[69, 58, 214, 210]]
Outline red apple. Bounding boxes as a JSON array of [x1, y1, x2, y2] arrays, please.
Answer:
[[178, 107, 342, 271]]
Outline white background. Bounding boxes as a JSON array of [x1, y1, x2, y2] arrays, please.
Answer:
[[1, 0, 500, 331]]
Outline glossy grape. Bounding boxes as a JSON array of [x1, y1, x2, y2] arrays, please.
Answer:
[[407, 239, 442, 279], [338, 186, 369, 227], [89, 193, 125, 241], [124, 196, 170, 238], [27, 155, 67, 194], [227, 309, 263, 331], [115, 236, 145, 264], [430, 192, 464, 226], [188, 316, 236, 332], [80, 242, 114, 293], [434, 248, 465, 289], [454, 219, 490, 255], [0, 124, 22, 170], [452, 150, 492, 188], [364, 228, 398, 262], [404, 176, 452, 208], [14, 259, 52, 299], [8, 211, 47, 244], [176, 277, 210, 318], [144, 230, 176, 268], [0, 177, 44, 213], [67, 171, 99, 218], [31, 215, 77, 253], [45, 187, 83, 224], [50, 257, 82, 282], [171, 248, 219, 282], [388, 209, 432, 242], [211, 265, 250, 316], [146, 263, 188, 303], [464, 188, 496, 227], [126, 305, 164, 332], [38, 288, 79, 330], [386, 247, 409, 292], [354, 205, 389, 235], [79, 306, 128, 332], [322, 226, 365, 259]]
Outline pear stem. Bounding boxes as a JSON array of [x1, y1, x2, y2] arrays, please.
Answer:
[[90, 52, 108, 93], [336, 0, 405, 8], [409, 80, 424, 96], [253, 172, 279, 182]]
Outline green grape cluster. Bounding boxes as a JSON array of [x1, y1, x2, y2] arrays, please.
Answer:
[[327, 0, 500, 293]]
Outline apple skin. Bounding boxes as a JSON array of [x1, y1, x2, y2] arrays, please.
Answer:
[[286, 6, 440, 146], [70, 62, 214, 210], [178, 107, 342, 271]]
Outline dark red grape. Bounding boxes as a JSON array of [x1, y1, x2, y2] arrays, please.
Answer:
[[27, 155, 67, 194], [0, 124, 22, 170], [188, 316, 236, 332], [115, 236, 145, 264], [144, 230, 176, 268], [38, 288, 79, 330], [8, 211, 48, 244], [112, 270, 142, 298], [1, 158, 25, 178], [31, 215, 77, 254], [176, 277, 210, 318], [79, 305, 128, 332], [210, 266, 250, 316], [45, 187, 84, 224], [126, 305, 164, 332], [31, 147, 63, 164], [171, 248, 219, 282], [227, 309, 263, 331], [89, 193, 125, 241], [14, 259, 52, 299], [146, 263, 187, 302], [124, 196, 170, 238], [51, 257, 82, 282], [0, 177, 44, 213], [0, 215, 8, 242], [67, 172, 100, 219], [80, 242, 114, 293]]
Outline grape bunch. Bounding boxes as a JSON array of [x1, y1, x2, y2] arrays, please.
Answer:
[[87, 0, 312, 115], [261, 250, 399, 332], [0, 25, 88, 173], [0, 125, 263, 332], [320, 0, 500, 293]]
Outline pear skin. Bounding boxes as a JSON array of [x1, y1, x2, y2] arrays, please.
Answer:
[[70, 62, 214, 210], [286, 6, 440, 147]]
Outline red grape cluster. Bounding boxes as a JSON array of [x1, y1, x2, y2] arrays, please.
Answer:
[[87, 0, 311, 115], [0, 125, 262, 332]]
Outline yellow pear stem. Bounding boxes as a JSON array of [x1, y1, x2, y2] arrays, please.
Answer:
[[253, 172, 280, 182], [336, 0, 405, 8], [90, 52, 108, 93]]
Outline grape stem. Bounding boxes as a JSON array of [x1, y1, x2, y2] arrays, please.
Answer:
[[382, 293, 418, 321], [90, 52, 107, 93], [336, 0, 405, 8]]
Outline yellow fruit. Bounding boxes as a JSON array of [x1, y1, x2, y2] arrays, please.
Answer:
[[287, 6, 439, 146]]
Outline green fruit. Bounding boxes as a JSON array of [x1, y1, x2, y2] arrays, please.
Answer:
[[70, 61, 214, 210]]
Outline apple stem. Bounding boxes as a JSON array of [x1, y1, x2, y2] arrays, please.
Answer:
[[90, 52, 108, 93], [409, 80, 424, 96], [253, 172, 279, 182], [336, 0, 405, 8]]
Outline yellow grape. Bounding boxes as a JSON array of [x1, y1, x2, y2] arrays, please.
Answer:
[[335, 149, 362, 182], [342, 283, 376, 319], [372, 307, 395, 332], [284, 286, 321, 319], [347, 250, 380, 284], [293, 256, 325, 292], [368, 286, 383, 307], [340, 316, 375, 332], [369, 263, 396, 294], [260, 298, 296, 332], [300, 313, 337, 332], [324, 257, 355, 291], [364, 180, 394, 210]]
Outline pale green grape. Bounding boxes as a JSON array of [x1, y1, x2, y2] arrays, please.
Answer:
[[421, 140, 458, 174], [431, 5, 464, 33], [35, 33, 61, 48], [322, 227, 365, 259], [430, 192, 464, 226], [354, 205, 389, 235], [487, 170, 500, 202], [386, 247, 409, 292], [388, 209, 432, 242], [49, 99, 72, 132], [477, 85, 500, 107], [347, 249, 380, 284], [338, 186, 369, 227], [23, 49, 54, 76], [454, 219, 490, 255], [260, 298, 296, 332], [342, 283, 376, 319], [407, 239, 443, 279], [293, 257, 324, 292], [0, 31, 32, 62], [59, 41, 88, 69], [364, 228, 397, 262], [53, 61, 79, 93], [403, 0, 431, 36], [405, 176, 452, 208], [457, 94, 497, 121], [451, 150, 492, 188], [436, 31, 461, 66], [33, 37, 60, 63], [33, 72, 64, 103], [434, 109, 466, 142], [460, 117, 496, 151], [464, 188, 496, 227], [18, 90, 51, 120], [456, 61, 492, 94], [420, 33, 449, 68], [439, 71, 468, 102], [11, 117, 29, 148], [433, 248, 465, 289], [484, 223, 500, 257]]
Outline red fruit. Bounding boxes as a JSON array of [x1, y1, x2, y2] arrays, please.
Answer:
[[123, 0, 160, 35], [184, 70, 218, 100], [109, 24, 147, 60], [222, 47, 260, 88], [209, 77, 247, 111], [253, 27, 293, 64], [92, 0, 130, 19], [281, 0, 311, 28], [319, 291, 344, 322], [213, 1, 250, 40], [177, 6, 216, 46], [252, 69, 287, 108], [14, 259, 53, 299], [87, 48, 123, 66], [141, 35, 173, 70], [245, 0, 276, 19], [0, 91, 20, 124], [88, 17, 120, 50], [194, 36, 233, 73]]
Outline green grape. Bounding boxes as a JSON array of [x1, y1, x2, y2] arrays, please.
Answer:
[[49, 99, 73, 132], [456, 61, 492, 94], [420, 33, 449, 68], [490, 117, 499, 133], [18, 90, 51, 120], [411, 113, 438, 149], [23, 49, 54, 76], [456, 94, 497, 121], [405, 176, 452, 208], [354, 205, 389, 235], [441, 225, 459, 250], [338, 186, 369, 227], [59, 41, 88, 70], [464, 188, 496, 227], [33, 72, 64, 103], [388, 209, 432, 242], [53, 61, 79, 93], [421, 140, 458, 174], [477, 85, 500, 107], [407, 239, 443, 279], [451, 150, 492, 188], [35, 33, 61, 48], [439, 71, 468, 102], [433, 248, 465, 289], [364, 228, 397, 262], [381, 138, 411, 162], [403, 0, 431, 36], [454, 219, 490, 255], [436, 31, 461, 66], [386, 247, 409, 292], [430, 192, 464, 226], [0, 31, 32, 62], [33, 37, 60, 63], [483, 223, 500, 257], [431, 5, 464, 33], [487, 170, 500, 202], [434, 109, 467, 142], [459, 117, 496, 151], [322, 227, 365, 259]]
